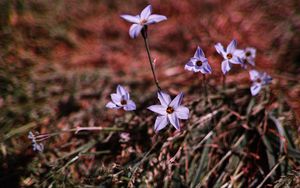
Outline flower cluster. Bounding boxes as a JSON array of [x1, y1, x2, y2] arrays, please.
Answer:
[[29, 5, 274, 151], [184, 38, 271, 96]]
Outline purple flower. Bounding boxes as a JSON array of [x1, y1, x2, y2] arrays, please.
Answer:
[[106, 85, 136, 111], [235, 47, 256, 68], [147, 91, 189, 132], [214, 39, 244, 74], [185, 46, 212, 74], [28, 131, 44, 152], [249, 70, 272, 96], [119, 132, 130, 143], [120, 5, 167, 38]]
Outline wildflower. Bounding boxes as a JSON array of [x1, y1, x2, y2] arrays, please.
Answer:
[[235, 47, 256, 68], [28, 131, 45, 152], [106, 85, 136, 111], [119, 132, 130, 143], [120, 5, 167, 38], [185, 46, 212, 74], [249, 70, 272, 96], [214, 39, 244, 74], [147, 91, 189, 132]]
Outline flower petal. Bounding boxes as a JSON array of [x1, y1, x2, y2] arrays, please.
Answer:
[[194, 46, 205, 59], [221, 60, 231, 75], [129, 24, 143, 38], [147, 105, 167, 115], [154, 115, 168, 132], [215, 43, 225, 56], [111, 93, 121, 104], [262, 73, 272, 84], [124, 100, 136, 111], [246, 58, 255, 66], [234, 49, 245, 58], [33, 142, 44, 152], [28, 131, 34, 140], [226, 39, 237, 53], [106, 102, 120, 109], [200, 63, 212, 74], [147, 14, 167, 24], [140, 5, 152, 19], [157, 91, 171, 107], [120, 14, 140, 23], [168, 113, 180, 130], [116, 85, 127, 95], [230, 56, 243, 64], [185, 64, 200, 72], [250, 83, 262, 96], [249, 70, 260, 81], [170, 92, 184, 109], [175, 106, 189, 120]]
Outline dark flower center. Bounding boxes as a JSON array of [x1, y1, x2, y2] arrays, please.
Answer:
[[140, 19, 147, 25], [196, 60, 203, 67], [245, 51, 251, 57], [166, 106, 174, 114], [226, 53, 233, 59], [121, 99, 127, 105], [256, 78, 262, 83]]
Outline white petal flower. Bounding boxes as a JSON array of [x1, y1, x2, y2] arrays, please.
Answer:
[[148, 91, 189, 132], [106, 85, 136, 111], [215, 39, 243, 75], [121, 5, 167, 38], [249, 70, 272, 96], [185, 46, 212, 74]]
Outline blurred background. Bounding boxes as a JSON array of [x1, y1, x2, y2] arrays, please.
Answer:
[[0, 0, 300, 187]]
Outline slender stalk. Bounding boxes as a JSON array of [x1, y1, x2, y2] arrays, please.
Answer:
[[32, 127, 123, 142], [222, 74, 226, 90], [202, 74, 208, 101], [141, 27, 162, 91]]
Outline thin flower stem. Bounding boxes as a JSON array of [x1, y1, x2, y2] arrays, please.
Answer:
[[202, 74, 208, 101], [34, 127, 123, 141], [141, 28, 162, 91], [222, 74, 226, 90]]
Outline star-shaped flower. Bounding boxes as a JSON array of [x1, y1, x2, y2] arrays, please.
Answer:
[[120, 5, 167, 38], [249, 70, 272, 96], [214, 39, 244, 74], [147, 91, 189, 132], [106, 85, 136, 111], [185, 46, 212, 74], [235, 47, 256, 68]]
